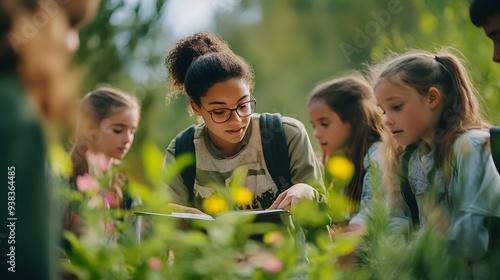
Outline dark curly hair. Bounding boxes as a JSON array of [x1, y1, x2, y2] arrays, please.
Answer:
[[469, 0, 500, 27], [164, 32, 254, 105]]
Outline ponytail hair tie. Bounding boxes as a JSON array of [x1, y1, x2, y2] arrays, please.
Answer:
[[434, 55, 449, 74]]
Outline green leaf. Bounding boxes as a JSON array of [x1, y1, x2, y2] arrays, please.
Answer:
[[141, 139, 165, 183]]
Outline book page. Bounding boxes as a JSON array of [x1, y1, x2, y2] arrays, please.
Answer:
[[216, 209, 290, 224], [170, 212, 214, 221], [134, 211, 215, 221], [134, 209, 289, 222], [217, 209, 290, 217]]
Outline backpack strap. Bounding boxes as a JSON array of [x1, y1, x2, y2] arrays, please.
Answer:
[[490, 126, 500, 174], [259, 113, 292, 193], [400, 142, 420, 229], [174, 125, 196, 204]]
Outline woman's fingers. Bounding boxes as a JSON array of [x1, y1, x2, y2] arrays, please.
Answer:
[[268, 183, 316, 210], [268, 192, 286, 209]]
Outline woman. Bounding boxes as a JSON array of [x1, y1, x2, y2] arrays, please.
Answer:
[[0, 1, 99, 279]]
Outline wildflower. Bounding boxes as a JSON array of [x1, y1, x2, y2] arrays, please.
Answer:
[[263, 231, 284, 246], [103, 192, 118, 208], [105, 223, 116, 236], [98, 218, 116, 236], [49, 144, 73, 177], [98, 156, 109, 172], [87, 196, 103, 209], [232, 186, 254, 206], [148, 257, 163, 270], [76, 174, 99, 193], [202, 193, 227, 215], [86, 150, 110, 175], [327, 156, 354, 181], [264, 257, 283, 273]]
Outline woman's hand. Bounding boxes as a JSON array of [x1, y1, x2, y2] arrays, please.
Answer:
[[166, 203, 206, 214], [268, 183, 317, 210]]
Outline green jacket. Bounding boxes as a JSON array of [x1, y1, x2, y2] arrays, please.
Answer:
[[0, 73, 58, 279]]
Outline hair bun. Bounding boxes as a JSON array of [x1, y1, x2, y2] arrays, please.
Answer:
[[165, 32, 231, 88]]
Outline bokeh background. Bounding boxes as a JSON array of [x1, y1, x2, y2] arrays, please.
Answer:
[[70, 0, 500, 186]]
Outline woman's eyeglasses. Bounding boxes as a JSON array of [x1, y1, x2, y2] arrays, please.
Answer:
[[200, 100, 257, 124]]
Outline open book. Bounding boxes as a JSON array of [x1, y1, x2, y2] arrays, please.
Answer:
[[134, 209, 290, 224]]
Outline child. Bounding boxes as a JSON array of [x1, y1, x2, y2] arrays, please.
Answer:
[[163, 32, 324, 214], [64, 87, 141, 238], [308, 74, 387, 233], [371, 49, 500, 277]]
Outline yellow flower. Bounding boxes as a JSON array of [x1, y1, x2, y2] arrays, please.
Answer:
[[327, 156, 354, 181], [49, 144, 73, 177], [231, 187, 254, 206], [263, 231, 284, 245], [202, 193, 227, 215]]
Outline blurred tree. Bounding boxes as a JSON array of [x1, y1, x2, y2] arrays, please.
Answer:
[[213, 0, 499, 147], [75, 0, 167, 89]]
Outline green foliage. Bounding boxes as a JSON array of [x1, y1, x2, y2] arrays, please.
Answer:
[[59, 143, 500, 279], [75, 0, 168, 90]]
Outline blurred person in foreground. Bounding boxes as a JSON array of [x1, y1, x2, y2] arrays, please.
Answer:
[[0, 0, 99, 279], [469, 0, 500, 274]]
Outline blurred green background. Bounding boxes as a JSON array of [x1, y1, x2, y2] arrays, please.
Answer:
[[72, 0, 500, 184]]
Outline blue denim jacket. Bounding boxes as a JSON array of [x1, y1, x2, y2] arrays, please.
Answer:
[[405, 129, 500, 262]]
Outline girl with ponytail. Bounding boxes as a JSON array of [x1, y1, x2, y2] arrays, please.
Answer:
[[65, 87, 140, 239], [372, 48, 500, 277]]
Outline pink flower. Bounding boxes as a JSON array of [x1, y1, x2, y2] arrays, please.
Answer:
[[105, 223, 116, 235], [103, 192, 118, 208], [148, 257, 163, 270], [76, 174, 99, 192], [98, 219, 116, 236], [97, 153, 110, 172], [264, 257, 283, 273], [85, 150, 110, 173]]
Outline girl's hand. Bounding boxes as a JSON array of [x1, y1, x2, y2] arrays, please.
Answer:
[[328, 222, 365, 239], [166, 203, 207, 230], [328, 222, 365, 267], [268, 183, 317, 210]]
